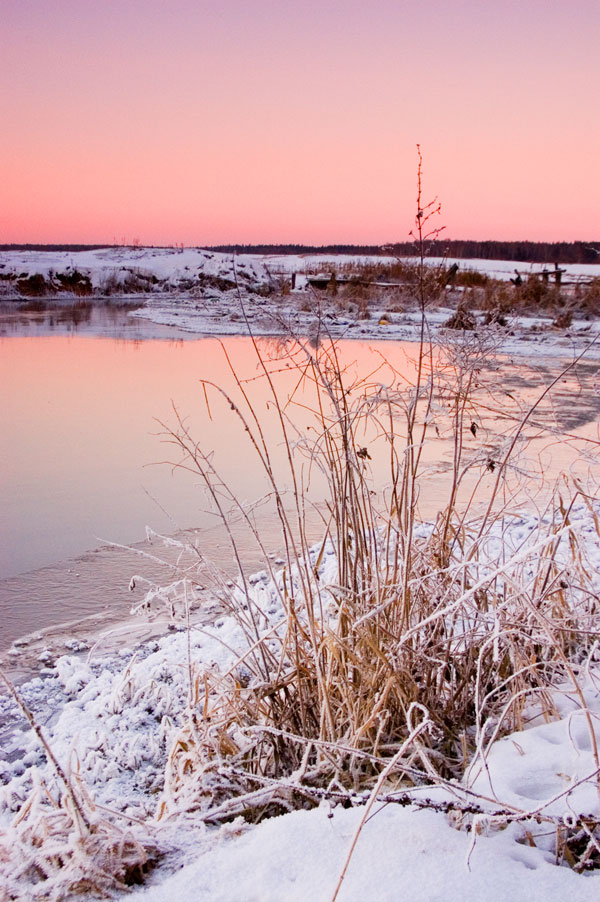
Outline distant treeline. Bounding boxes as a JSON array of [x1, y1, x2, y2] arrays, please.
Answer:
[[427, 241, 600, 264], [209, 241, 600, 265], [2, 241, 599, 264]]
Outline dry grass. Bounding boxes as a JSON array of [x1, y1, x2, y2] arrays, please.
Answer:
[[300, 257, 600, 324], [0, 672, 159, 900], [141, 157, 600, 860], [147, 312, 600, 827]]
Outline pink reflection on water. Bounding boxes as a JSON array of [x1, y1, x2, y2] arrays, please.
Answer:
[[2, 332, 599, 580], [1, 330, 598, 651]]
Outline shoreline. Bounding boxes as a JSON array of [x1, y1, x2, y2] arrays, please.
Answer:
[[129, 291, 600, 360], [2, 502, 600, 899], [1, 242, 599, 360], [5, 286, 596, 361], [2, 302, 600, 679]]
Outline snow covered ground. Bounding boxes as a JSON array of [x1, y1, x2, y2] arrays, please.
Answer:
[[0, 247, 269, 294], [2, 246, 599, 293], [264, 252, 600, 284], [2, 246, 600, 360], [131, 797, 600, 902], [2, 246, 598, 290], [2, 507, 600, 900], [128, 293, 600, 361]]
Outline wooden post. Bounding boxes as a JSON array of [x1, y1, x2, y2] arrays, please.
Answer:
[[554, 263, 564, 287], [510, 270, 522, 287]]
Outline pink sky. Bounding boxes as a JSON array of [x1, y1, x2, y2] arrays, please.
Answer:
[[2, 0, 599, 245]]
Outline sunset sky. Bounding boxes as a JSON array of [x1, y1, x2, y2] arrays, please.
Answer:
[[2, 0, 599, 245]]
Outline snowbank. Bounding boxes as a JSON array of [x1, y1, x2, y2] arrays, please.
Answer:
[[2, 505, 600, 899], [3, 246, 600, 360]]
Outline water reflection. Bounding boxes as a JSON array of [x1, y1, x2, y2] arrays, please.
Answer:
[[0, 319, 598, 652], [0, 303, 192, 341]]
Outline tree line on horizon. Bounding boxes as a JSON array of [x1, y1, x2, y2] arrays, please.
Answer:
[[1, 240, 599, 264], [209, 240, 600, 265]]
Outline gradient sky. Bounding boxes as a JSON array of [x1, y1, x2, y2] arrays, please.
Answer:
[[2, 0, 599, 244]]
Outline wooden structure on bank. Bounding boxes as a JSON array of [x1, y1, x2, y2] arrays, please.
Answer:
[[510, 263, 567, 287]]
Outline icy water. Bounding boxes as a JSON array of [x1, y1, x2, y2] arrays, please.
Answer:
[[1, 307, 599, 663]]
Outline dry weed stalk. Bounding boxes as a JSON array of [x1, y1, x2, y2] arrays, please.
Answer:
[[147, 300, 600, 829]]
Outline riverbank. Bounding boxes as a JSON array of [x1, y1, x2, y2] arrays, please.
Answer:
[[130, 289, 600, 361], [2, 245, 600, 360], [1, 503, 600, 900]]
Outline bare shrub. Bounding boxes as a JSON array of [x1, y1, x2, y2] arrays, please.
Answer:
[[574, 277, 600, 317], [444, 303, 477, 330], [16, 273, 54, 297]]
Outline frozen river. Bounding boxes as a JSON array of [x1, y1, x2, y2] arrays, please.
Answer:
[[1, 306, 599, 659]]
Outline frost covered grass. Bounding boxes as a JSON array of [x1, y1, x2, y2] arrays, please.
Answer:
[[140, 318, 600, 815], [2, 268, 600, 899]]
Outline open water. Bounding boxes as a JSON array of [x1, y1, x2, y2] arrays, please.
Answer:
[[1, 306, 598, 665]]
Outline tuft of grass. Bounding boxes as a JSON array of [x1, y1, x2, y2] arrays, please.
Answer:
[[454, 269, 490, 288], [146, 304, 600, 831], [443, 303, 477, 330]]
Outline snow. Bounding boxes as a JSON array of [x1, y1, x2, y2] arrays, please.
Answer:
[[2, 508, 600, 899], [0, 246, 270, 294], [131, 804, 600, 902], [2, 246, 600, 360], [127, 296, 600, 361], [2, 246, 598, 294], [421, 257, 600, 283]]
